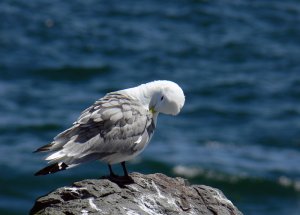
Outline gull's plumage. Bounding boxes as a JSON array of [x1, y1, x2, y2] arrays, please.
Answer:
[[34, 80, 185, 177]]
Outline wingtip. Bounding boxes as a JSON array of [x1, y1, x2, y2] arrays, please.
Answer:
[[33, 143, 53, 153], [34, 170, 44, 176], [32, 149, 40, 153], [33, 148, 47, 153], [34, 162, 69, 176], [34, 168, 48, 176]]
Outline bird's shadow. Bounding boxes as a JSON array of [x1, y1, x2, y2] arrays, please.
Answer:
[[100, 175, 134, 188]]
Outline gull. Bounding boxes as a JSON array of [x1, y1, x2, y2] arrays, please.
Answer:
[[34, 80, 185, 179]]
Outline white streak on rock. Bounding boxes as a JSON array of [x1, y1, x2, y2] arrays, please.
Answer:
[[139, 195, 162, 215], [88, 197, 101, 212], [123, 207, 140, 215], [127, 184, 139, 192], [64, 187, 87, 195], [81, 209, 89, 215], [151, 181, 164, 198], [214, 190, 233, 206], [152, 181, 178, 208], [136, 180, 180, 215]]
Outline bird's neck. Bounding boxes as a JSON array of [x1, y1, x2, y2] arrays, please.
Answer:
[[121, 83, 159, 110], [122, 84, 160, 126]]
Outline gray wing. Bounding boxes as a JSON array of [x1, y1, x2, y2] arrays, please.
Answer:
[[37, 92, 155, 165]]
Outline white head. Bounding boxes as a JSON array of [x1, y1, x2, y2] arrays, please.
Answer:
[[144, 80, 185, 115]]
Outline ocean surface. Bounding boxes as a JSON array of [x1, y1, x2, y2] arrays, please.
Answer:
[[1, 0, 300, 214]]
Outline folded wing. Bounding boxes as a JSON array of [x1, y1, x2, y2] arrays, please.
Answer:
[[35, 92, 155, 175]]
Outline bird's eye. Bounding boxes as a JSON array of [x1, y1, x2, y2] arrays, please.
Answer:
[[160, 96, 164, 101]]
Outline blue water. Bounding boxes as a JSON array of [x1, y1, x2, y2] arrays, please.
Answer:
[[1, 0, 300, 214]]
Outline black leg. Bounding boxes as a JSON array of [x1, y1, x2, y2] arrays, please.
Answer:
[[108, 164, 117, 177], [121, 161, 129, 177], [104, 162, 133, 185]]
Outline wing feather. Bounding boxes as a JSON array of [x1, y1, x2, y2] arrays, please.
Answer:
[[38, 92, 154, 166]]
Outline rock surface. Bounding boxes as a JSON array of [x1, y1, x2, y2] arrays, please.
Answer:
[[30, 172, 243, 215]]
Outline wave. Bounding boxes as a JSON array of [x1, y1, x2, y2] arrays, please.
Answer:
[[173, 165, 300, 194]]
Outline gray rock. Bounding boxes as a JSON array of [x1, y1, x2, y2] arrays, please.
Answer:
[[30, 172, 243, 215]]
